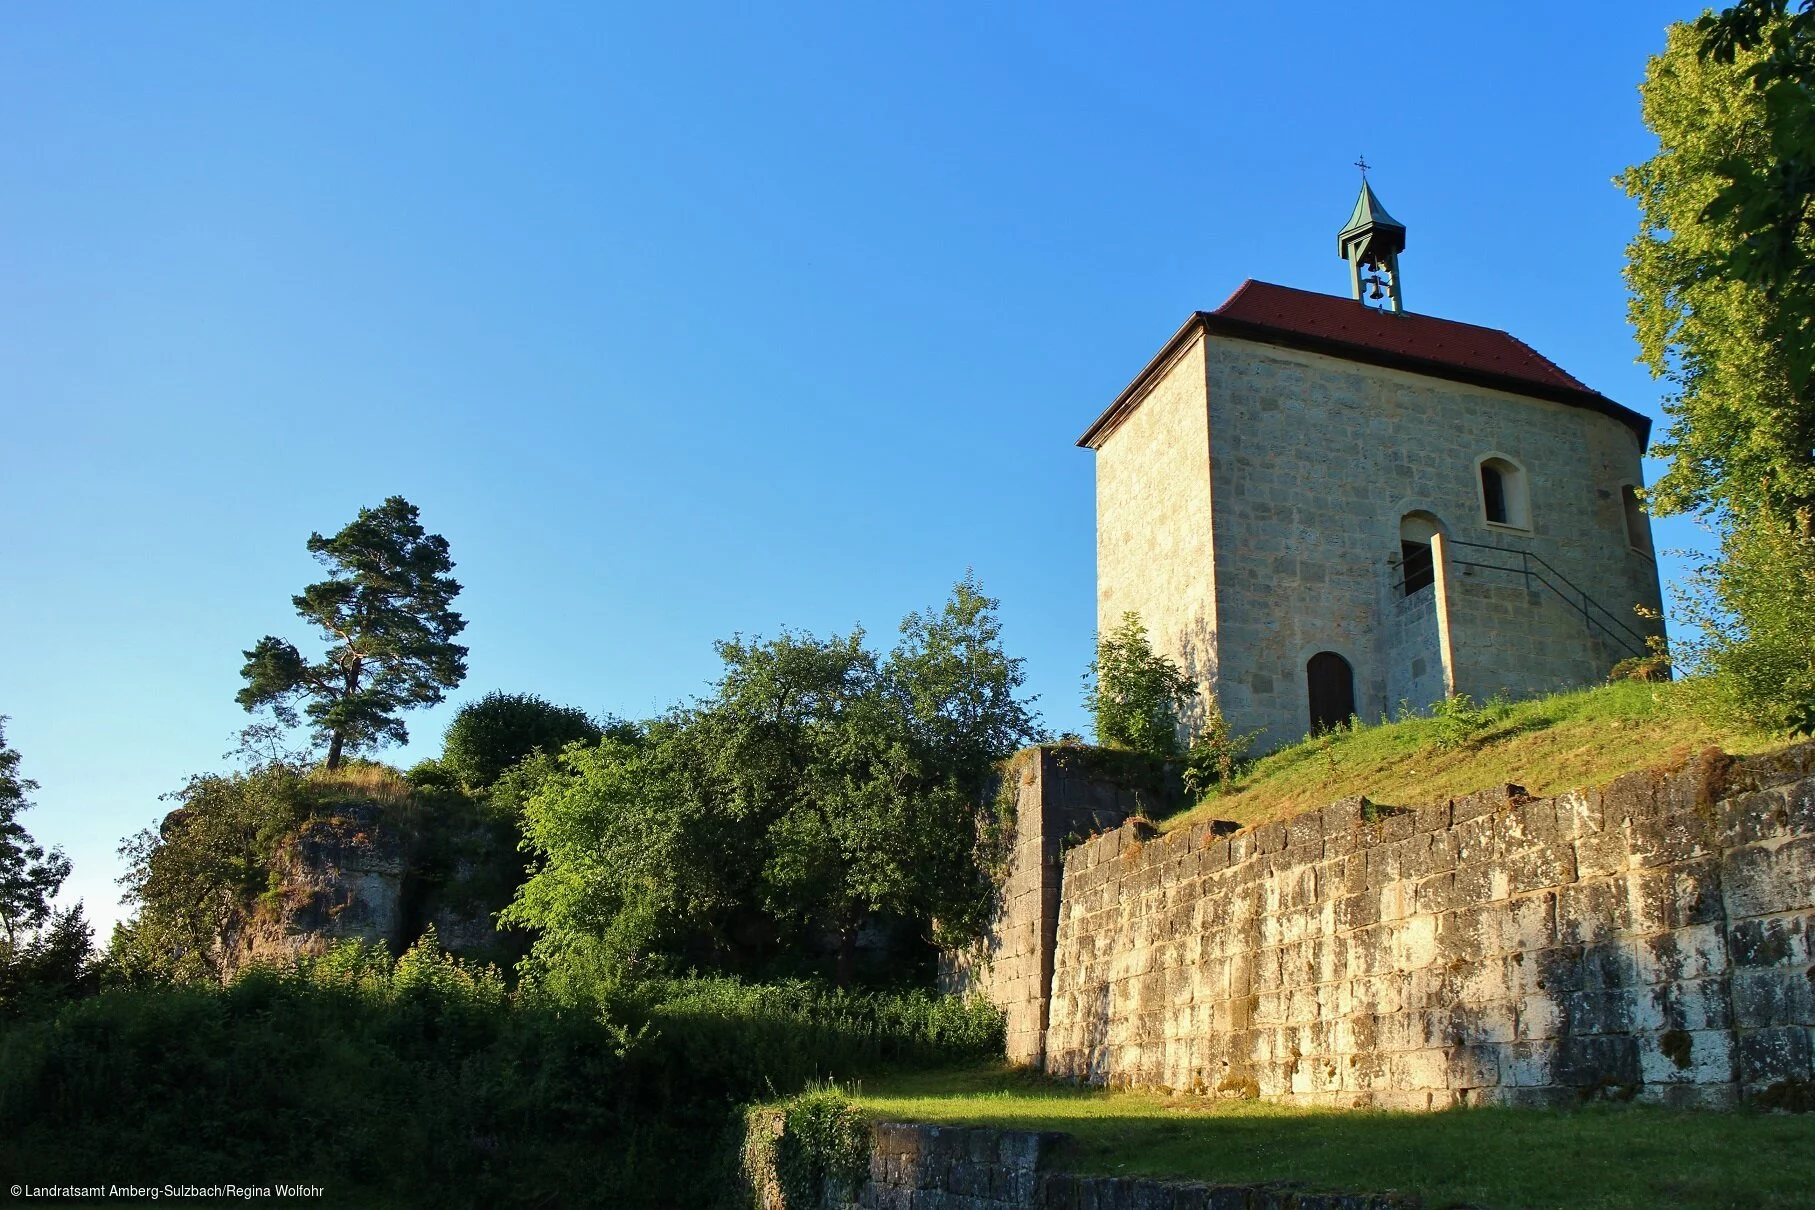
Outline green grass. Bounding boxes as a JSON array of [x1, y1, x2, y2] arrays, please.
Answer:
[[1168, 679, 1790, 834], [853, 1063, 1815, 1209]]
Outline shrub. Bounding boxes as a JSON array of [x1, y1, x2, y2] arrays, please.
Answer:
[[441, 691, 607, 791], [0, 949, 1002, 1208], [1083, 613, 1197, 759]]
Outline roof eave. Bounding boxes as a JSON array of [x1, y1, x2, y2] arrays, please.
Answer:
[[1076, 313, 1212, 448], [1077, 313, 1651, 449]]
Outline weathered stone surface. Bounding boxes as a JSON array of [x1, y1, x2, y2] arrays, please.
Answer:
[[745, 1118, 1421, 1210], [961, 744, 1815, 1110]]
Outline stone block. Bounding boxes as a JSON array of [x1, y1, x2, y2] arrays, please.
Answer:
[[1505, 840, 1574, 894], [1723, 835, 1815, 919], [1719, 787, 1794, 849], [1638, 1025, 1734, 1086], [1415, 873, 1458, 916], [1728, 910, 1813, 969], [1553, 788, 1603, 842], [1558, 879, 1632, 945], [1573, 832, 1628, 880], [1553, 1032, 1641, 1090], [1736, 1025, 1813, 1086], [1732, 966, 1815, 1029], [1635, 976, 1733, 1033]]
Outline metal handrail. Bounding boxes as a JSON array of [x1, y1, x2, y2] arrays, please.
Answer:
[[1389, 538, 1649, 659]]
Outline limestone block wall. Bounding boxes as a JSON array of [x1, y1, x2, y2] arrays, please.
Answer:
[[1044, 746, 1815, 1110], [1092, 332, 1222, 729], [1382, 589, 1443, 713], [940, 747, 1177, 1065]]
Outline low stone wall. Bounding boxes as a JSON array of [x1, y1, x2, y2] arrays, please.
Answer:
[[743, 1114, 1417, 1208], [1045, 746, 1815, 1109]]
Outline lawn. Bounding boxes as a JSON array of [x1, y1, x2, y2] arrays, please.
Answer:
[[1165, 679, 1791, 834], [853, 1063, 1815, 1209]]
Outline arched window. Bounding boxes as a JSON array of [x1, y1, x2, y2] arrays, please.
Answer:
[[1477, 455, 1530, 529], [1622, 484, 1653, 555], [1307, 652, 1355, 734], [1398, 512, 1441, 597]]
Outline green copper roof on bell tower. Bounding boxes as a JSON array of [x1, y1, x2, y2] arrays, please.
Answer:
[[1337, 181, 1406, 258], [1337, 176, 1407, 312]]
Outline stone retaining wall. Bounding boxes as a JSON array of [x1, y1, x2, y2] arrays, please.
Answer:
[[743, 1114, 1416, 1208], [1044, 746, 1815, 1109]]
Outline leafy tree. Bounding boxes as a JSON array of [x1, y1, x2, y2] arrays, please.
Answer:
[[237, 496, 467, 770], [1623, 12, 1815, 726], [1696, 1, 1815, 437], [0, 719, 70, 947], [114, 763, 308, 983], [440, 691, 609, 791], [0, 905, 96, 1018], [504, 577, 1044, 990], [1623, 15, 1813, 528], [1082, 612, 1197, 758]]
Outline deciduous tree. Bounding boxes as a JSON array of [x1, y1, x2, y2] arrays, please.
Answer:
[[1082, 613, 1196, 759], [0, 719, 71, 947]]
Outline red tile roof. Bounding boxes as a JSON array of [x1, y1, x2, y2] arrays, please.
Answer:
[[1214, 280, 1596, 394], [1078, 280, 1648, 448]]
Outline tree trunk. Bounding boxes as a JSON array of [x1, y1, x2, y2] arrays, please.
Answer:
[[325, 730, 345, 771], [835, 919, 859, 991]]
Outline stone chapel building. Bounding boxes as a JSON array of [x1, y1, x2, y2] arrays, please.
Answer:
[[1080, 183, 1666, 751]]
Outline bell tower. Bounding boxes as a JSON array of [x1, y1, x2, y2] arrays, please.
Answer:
[[1337, 167, 1407, 313]]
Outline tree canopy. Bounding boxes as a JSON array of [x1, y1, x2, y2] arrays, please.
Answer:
[[1622, 13, 1815, 527], [440, 691, 608, 791], [501, 576, 1044, 990], [1623, 8, 1815, 729], [237, 496, 468, 769], [0, 719, 71, 947]]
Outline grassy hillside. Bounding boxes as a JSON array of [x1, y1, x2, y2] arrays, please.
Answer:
[[1166, 680, 1791, 833], [854, 1063, 1815, 1210]]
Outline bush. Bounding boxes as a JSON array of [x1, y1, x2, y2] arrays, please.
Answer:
[[1181, 703, 1257, 797], [0, 945, 1002, 1208], [1083, 613, 1197, 759], [441, 691, 608, 791], [771, 1088, 870, 1207]]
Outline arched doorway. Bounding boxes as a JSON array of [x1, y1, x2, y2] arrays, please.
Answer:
[[1307, 652, 1355, 733]]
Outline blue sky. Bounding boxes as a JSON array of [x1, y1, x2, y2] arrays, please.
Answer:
[[2, 2, 1704, 934]]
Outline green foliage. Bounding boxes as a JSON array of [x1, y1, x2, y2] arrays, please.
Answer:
[[1672, 513, 1815, 732], [1695, 2, 1815, 407], [1082, 613, 1197, 759], [0, 944, 1000, 1208], [503, 577, 1042, 990], [441, 691, 610, 791], [771, 1087, 870, 1206], [0, 720, 69, 947], [1180, 702, 1257, 797], [112, 762, 311, 984], [237, 496, 468, 769], [1623, 17, 1814, 527], [1429, 694, 1506, 751], [0, 906, 96, 1020], [1623, 11, 1815, 729]]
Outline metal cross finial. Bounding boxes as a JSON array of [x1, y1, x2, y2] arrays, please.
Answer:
[[1354, 155, 1370, 178]]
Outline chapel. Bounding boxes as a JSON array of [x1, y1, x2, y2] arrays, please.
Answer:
[[1079, 182, 1666, 751]]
